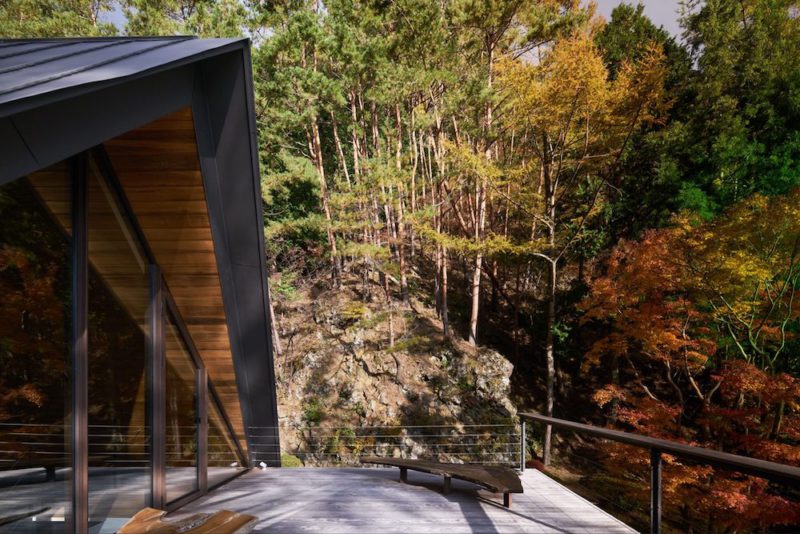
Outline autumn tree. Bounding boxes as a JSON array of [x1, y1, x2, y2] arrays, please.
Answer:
[[496, 24, 668, 464], [582, 190, 800, 530]]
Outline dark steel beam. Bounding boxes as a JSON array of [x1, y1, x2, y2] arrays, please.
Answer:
[[651, 449, 662, 534], [192, 50, 280, 466], [71, 152, 88, 534], [148, 265, 165, 509], [2, 67, 194, 185], [91, 145, 158, 266], [198, 368, 208, 494], [519, 420, 526, 472]]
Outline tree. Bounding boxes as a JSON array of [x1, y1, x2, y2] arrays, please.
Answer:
[[496, 25, 667, 464], [581, 190, 800, 530], [0, 0, 116, 37], [123, 0, 249, 37], [675, 0, 800, 213]]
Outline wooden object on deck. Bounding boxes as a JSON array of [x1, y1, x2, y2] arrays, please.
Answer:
[[117, 507, 257, 533], [361, 456, 523, 508]]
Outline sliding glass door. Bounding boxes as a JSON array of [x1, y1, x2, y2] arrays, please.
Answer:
[[164, 312, 199, 504], [86, 155, 151, 526]]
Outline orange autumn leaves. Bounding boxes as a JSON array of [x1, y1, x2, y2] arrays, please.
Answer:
[[581, 189, 800, 529]]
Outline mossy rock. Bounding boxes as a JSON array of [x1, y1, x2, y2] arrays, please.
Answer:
[[281, 453, 303, 467]]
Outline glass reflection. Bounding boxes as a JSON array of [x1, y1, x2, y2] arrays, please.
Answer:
[[208, 395, 246, 488], [0, 166, 71, 532], [86, 156, 150, 525], [165, 314, 199, 502]]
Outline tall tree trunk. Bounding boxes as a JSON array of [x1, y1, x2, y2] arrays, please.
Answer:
[[307, 120, 339, 288], [395, 104, 409, 306], [331, 111, 351, 189], [468, 38, 495, 347], [542, 137, 557, 466], [267, 282, 282, 359], [441, 246, 450, 337], [542, 257, 557, 466], [468, 251, 483, 346]]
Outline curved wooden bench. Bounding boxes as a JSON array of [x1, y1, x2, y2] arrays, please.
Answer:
[[361, 457, 523, 508]]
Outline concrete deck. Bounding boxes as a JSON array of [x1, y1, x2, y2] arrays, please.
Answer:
[[176, 467, 636, 533]]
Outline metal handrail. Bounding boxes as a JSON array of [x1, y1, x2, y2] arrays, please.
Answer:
[[520, 411, 800, 534]]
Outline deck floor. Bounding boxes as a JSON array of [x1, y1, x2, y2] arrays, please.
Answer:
[[176, 467, 636, 533]]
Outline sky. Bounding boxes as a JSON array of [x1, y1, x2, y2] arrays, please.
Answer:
[[593, 0, 686, 37]]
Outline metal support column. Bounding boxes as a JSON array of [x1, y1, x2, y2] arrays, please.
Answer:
[[148, 266, 165, 509], [650, 448, 662, 534], [198, 368, 208, 493], [520, 420, 526, 472], [71, 152, 88, 534]]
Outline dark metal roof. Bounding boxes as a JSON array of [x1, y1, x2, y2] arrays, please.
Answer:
[[0, 36, 247, 117]]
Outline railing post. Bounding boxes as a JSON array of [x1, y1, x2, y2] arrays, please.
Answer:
[[650, 448, 662, 534], [520, 420, 526, 472]]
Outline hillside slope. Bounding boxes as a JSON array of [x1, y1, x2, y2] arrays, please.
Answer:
[[271, 274, 517, 464]]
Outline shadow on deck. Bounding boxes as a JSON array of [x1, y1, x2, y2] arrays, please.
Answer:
[[175, 467, 636, 533]]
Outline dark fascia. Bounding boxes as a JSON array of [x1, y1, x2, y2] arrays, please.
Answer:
[[0, 37, 249, 120], [192, 50, 281, 466]]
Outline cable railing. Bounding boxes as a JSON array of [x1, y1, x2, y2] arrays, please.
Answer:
[[0, 423, 153, 475], [520, 411, 800, 534], [249, 422, 525, 468]]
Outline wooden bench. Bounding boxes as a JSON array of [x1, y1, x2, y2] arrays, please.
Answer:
[[361, 457, 523, 508], [118, 508, 257, 533]]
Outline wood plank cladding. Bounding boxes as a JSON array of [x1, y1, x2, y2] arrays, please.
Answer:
[[103, 107, 246, 452]]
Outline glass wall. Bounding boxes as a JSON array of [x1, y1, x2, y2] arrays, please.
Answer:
[[165, 314, 199, 503], [86, 157, 151, 525], [0, 151, 250, 531], [207, 394, 246, 488], [0, 165, 72, 531]]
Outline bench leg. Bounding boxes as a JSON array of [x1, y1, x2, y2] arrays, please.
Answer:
[[503, 493, 512, 508], [400, 467, 407, 483], [442, 475, 451, 495], [45, 466, 56, 482]]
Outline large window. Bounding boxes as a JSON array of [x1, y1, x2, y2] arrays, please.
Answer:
[[86, 157, 151, 523], [0, 165, 72, 531], [0, 146, 250, 531], [165, 313, 199, 503], [207, 393, 246, 488]]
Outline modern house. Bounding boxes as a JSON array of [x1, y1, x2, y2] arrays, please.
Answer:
[[0, 37, 280, 532]]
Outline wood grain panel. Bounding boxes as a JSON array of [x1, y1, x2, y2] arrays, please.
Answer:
[[29, 108, 249, 456], [103, 108, 247, 453]]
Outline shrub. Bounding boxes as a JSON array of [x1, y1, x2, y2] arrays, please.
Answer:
[[280, 452, 303, 467], [303, 397, 324, 425]]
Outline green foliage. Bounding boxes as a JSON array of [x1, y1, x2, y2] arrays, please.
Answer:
[[340, 302, 368, 322], [280, 452, 303, 467], [352, 401, 366, 418], [0, 0, 116, 37], [123, 0, 249, 37], [271, 272, 299, 301], [385, 335, 430, 354], [302, 397, 325, 425], [675, 0, 800, 209]]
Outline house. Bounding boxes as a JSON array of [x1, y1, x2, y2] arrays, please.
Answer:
[[0, 36, 280, 532]]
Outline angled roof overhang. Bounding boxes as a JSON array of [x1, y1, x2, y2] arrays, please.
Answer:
[[0, 37, 280, 465]]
